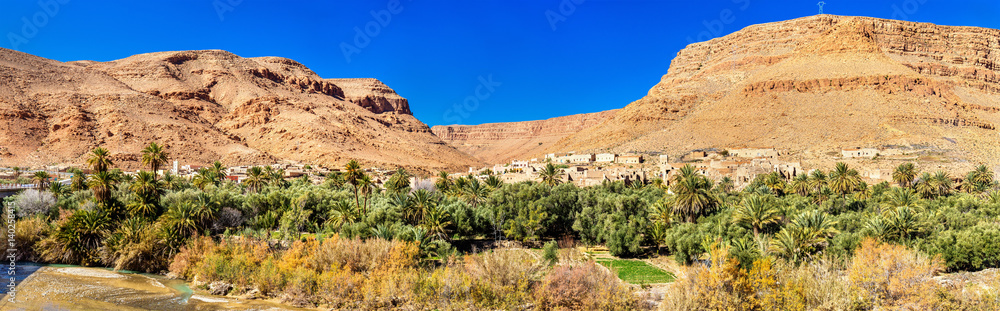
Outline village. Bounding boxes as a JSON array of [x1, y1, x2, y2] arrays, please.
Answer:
[[0, 146, 944, 192], [462, 147, 924, 190]]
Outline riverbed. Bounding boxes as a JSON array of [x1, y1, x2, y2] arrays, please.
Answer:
[[0, 263, 310, 311]]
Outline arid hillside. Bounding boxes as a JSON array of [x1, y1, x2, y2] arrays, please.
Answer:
[[440, 15, 1000, 169], [431, 110, 616, 164], [0, 49, 482, 173]]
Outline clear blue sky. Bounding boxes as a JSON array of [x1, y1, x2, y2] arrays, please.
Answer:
[[2, 0, 997, 126]]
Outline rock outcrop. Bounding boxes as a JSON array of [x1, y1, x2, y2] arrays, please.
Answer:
[[0, 49, 482, 172]]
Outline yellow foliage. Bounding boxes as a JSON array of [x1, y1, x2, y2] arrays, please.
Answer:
[[848, 238, 943, 309]]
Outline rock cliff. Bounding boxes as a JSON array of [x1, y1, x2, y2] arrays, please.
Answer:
[[444, 15, 1000, 167], [0, 49, 482, 172]]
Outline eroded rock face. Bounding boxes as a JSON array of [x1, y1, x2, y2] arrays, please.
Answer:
[[431, 110, 616, 164], [327, 78, 411, 114], [0, 49, 481, 172], [537, 15, 1000, 167]]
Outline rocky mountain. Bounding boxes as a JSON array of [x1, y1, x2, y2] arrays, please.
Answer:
[[431, 110, 616, 164], [441, 15, 1000, 168], [0, 49, 482, 172]]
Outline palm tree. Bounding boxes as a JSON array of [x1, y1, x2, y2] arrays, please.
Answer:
[[410, 189, 437, 224], [70, 169, 87, 191], [883, 187, 920, 212], [11, 167, 20, 178], [385, 167, 411, 193], [326, 200, 359, 230], [345, 160, 365, 211], [209, 161, 226, 184], [243, 166, 267, 193], [161, 171, 182, 191], [87, 171, 119, 206], [140, 142, 169, 175], [485, 175, 503, 189], [963, 165, 995, 194], [893, 163, 917, 188], [460, 177, 490, 209], [788, 174, 810, 196], [32, 171, 51, 189], [192, 168, 216, 191], [715, 176, 735, 194], [126, 192, 160, 219], [539, 163, 562, 186], [49, 182, 69, 201], [165, 202, 201, 236], [670, 165, 717, 222], [914, 172, 936, 199], [828, 162, 862, 196], [422, 205, 452, 240], [435, 171, 452, 193], [649, 199, 675, 227], [886, 206, 923, 242], [864, 216, 892, 241], [86, 147, 113, 173], [932, 171, 954, 197], [808, 170, 827, 194], [129, 171, 163, 199], [733, 195, 781, 238]]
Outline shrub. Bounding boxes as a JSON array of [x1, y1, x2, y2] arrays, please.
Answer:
[[542, 240, 559, 266], [535, 262, 638, 310], [14, 189, 56, 218], [848, 238, 944, 309]]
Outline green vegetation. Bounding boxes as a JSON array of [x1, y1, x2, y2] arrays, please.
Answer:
[[596, 259, 675, 284], [5, 142, 1000, 309]]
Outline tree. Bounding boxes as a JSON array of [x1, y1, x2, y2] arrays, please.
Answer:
[[243, 166, 267, 194], [962, 165, 995, 194], [732, 195, 781, 238], [422, 204, 452, 240], [129, 171, 163, 200], [87, 171, 119, 206], [788, 174, 810, 196], [670, 165, 716, 222], [209, 161, 226, 184], [932, 171, 954, 197], [384, 167, 411, 193], [86, 147, 113, 173], [141, 142, 169, 175], [539, 163, 563, 187], [32, 171, 51, 190], [893, 163, 917, 188], [828, 162, 862, 196], [70, 169, 87, 191], [344, 160, 365, 211], [48, 182, 69, 201], [808, 170, 827, 194], [192, 168, 216, 191], [435, 171, 452, 193]]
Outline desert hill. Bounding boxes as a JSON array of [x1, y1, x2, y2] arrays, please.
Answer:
[[438, 15, 1000, 170], [431, 110, 616, 164], [0, 49, 482, 173]]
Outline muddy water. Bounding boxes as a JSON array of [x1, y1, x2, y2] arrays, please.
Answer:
[[0, 263, 309, 311]]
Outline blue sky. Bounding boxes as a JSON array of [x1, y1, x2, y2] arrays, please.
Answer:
[[2, 0, 998, 126]]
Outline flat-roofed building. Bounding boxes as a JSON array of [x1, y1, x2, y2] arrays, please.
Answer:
[[596, 153, 617, 162]]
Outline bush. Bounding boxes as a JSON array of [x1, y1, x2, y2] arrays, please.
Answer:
[[14, 189, 56, 218], [542, 240, 559, 266], [534, 262, 638, 310]]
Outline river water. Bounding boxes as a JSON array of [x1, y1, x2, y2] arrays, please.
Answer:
[[0, 263, 309, 311]]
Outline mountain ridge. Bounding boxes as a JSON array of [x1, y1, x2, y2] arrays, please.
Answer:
[[0, 48, 483, 173], [435, 15, 1000, 170]]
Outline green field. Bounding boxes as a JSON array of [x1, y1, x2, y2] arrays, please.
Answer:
[[596, 259, 676, 284]]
